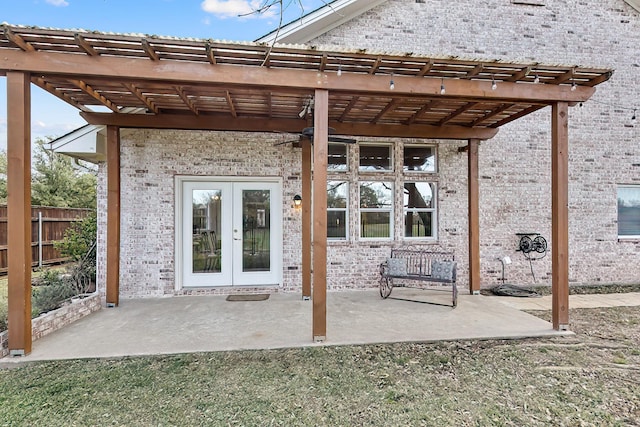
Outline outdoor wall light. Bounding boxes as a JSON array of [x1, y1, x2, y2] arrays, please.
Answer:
[[293, 194, 302, 208]]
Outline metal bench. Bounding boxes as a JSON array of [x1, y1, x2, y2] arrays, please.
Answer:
[[379, 249, 458, 307]]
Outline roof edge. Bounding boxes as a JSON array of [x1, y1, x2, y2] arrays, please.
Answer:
[[256, 0, 387, 44]]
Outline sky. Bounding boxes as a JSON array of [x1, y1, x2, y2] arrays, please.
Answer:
[[0, 0, 328, 150]]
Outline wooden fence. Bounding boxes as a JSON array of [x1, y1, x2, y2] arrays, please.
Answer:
[[0, 206, 92, 273]]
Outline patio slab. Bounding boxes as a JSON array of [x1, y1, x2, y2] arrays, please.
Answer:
[[2, 289, 568, 363]]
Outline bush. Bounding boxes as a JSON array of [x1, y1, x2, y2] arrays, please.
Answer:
[[54, 212, 97, 262], [31, 269, 76, 317], [0, 303, 7, 333]]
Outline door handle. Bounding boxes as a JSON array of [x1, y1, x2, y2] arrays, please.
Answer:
[[233, 237, 241, 241]]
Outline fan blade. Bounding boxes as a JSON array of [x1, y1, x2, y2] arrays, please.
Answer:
[[273, 139, 300, 146], [328, 136, 357, 144]]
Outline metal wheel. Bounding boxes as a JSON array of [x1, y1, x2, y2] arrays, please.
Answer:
[[518, 235, 533, 253], [533, 236, 547, 253], [379, 276, 393, 299]]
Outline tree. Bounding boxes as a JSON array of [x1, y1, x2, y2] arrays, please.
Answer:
[[0, 138, 97, 208]]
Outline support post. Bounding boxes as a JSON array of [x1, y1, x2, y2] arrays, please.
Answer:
[[301, 139, 312, 300], [468, 139, 481, 294], [312, 89, 328, 342], [7, 71, 32, 356], [106, 126, 121, 307], [551, 102, 570, 330]]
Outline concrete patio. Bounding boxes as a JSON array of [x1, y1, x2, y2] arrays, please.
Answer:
[[2, 289, 569, 363]]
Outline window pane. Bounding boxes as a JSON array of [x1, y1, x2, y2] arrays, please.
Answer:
[[404, 182, 434, 209], [360, 182, 393, 208], [327, 181, 348, 209], [361, 212, 391, 238], [618, 187, 640, 236], [404, 146, 435, 172], [327, 211, 347, 239], [405, 211, 433, 238], [192, 189, 222, 273], [359, 145, 391, 171], [328, 144, 348, 171]]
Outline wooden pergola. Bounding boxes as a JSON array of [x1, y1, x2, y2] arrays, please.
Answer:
[[1, 24, 612, 354]]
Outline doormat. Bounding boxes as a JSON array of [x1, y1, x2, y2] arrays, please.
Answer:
[[226, 294, 270, 302]]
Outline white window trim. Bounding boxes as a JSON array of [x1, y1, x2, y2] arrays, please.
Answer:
[[403, 182, 438, 241], [359, 143, 394, 172], [359, 181, 394, 240], [328, 143, 349, 173], [617, 184, 640, 239], [403, 144, 438, 174], [327, 181, 349, 240]]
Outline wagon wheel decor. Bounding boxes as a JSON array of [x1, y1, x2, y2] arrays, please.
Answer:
[[516, 233, 548, 283], [379, 273, 393, 299]]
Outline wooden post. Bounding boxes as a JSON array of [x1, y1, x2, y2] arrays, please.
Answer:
[[301, 139, 312, 300], [468, 139, 481, 294], [312, 89, 328, 342], [6, 71, 32, 356], [106, 126, 121, 307], [551, 102, 570, 330]]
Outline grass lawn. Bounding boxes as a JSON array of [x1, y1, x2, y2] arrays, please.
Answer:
[[0, 307, 639, 426]]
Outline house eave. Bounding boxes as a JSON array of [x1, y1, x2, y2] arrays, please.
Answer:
[[256, 0, 387, 44]]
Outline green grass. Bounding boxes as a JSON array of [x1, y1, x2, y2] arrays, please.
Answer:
[[1, 307, 639, 426]]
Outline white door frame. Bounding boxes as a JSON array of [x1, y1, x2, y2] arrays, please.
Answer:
[[175, 176, 283, 290]]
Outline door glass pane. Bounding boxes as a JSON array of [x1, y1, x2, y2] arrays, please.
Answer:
[[242, 190, 271, 272], [192, 189, 222, 274]]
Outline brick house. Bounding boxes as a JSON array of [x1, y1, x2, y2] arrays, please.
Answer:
[[89, 0, 636, 299], [1, 0, 632, 353]]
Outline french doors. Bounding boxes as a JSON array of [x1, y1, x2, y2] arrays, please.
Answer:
[[180, 179, 282, 288]]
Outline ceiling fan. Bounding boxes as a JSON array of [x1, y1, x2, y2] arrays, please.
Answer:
[[274, 127, 357, 146]]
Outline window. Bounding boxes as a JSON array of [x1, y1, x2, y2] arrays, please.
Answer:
[[404, 145, 436, 172], [327, 181, 348, 240], [404, 182, 436, 239], [618, 185, 640, 238], [359, 144, 392, 171], [328, 143, 348, 171], [360, 181, 393, 239]]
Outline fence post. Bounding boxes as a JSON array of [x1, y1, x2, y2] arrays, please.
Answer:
[[38, 211, 43, 268]]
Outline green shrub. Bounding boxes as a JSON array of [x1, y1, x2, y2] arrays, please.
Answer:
[[54, 212, 97, 262], [0, 303, 7, 333], [31, 270, 76, 317]]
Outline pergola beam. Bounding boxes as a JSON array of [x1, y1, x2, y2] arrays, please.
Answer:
[[301, 140, 312, 300], [106, 126, 121, 307], [69, 79, 119, 112], [468, 139, 481, 294], [123, 83, 158, 114], [0, 49, 597, 103], [312, 89, 329, 343], [74, 33, 99, 56], [32, 77, 91, 112], [6, 71, 32, 356], [80, 112, 500, 140], [551, 102, 570, 330]]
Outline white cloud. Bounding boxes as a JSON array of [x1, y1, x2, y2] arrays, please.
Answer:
[[45, 0, 70, 6], [201, 0, 276, 19]]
